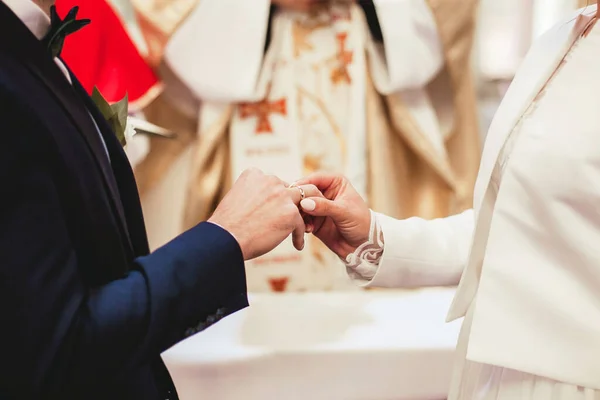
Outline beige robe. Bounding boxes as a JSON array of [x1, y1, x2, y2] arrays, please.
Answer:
[[132, 0, 480, 291]]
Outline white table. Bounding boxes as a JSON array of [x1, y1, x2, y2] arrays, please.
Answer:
[[162, 288, 462, 400]]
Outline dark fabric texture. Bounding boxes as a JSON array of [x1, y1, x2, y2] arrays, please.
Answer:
[[0, 3, 248, 399]]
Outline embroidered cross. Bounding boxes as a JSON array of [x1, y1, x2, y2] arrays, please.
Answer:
[[330, 32, 353, 85], [238, 85, 287, 134]]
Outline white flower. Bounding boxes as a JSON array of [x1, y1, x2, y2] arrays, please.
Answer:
[[124, 129, 150, 168], [124, 119, 136, 144]]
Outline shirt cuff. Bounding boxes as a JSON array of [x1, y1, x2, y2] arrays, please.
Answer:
[[344, 210, 384, 281]]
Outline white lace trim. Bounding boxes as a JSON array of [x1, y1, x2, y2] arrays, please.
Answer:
[[344, 210, 384, 280]]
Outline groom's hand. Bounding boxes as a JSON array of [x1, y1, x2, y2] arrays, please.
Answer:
[[296, 173, 371, 259], [209, 168, 322, 260]]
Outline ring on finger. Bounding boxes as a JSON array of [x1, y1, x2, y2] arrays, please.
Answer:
[[297, 186, 305, 200], [288, 182, 305, 200]]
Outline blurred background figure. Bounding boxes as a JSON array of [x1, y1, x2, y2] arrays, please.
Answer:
[[61, 0, 585, 293], [131, 0, 481, 292]]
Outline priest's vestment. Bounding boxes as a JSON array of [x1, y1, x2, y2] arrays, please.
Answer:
[[133, 0, 480, 291]]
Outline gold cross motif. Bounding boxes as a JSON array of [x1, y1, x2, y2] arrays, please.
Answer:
[[238, 85, 287, 134], [330, 32, 353, 85]]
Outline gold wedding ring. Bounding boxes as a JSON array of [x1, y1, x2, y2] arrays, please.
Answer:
[[297, 186, 305, 200], [288, 183, 305, 201]]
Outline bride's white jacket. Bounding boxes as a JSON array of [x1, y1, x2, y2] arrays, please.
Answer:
[[367, 7, 600, 389]]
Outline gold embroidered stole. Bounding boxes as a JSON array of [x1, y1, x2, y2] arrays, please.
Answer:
[[230, 5, 362, 291]]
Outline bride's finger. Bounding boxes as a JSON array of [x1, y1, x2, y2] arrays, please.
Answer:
[[288, 184, 323, 205]]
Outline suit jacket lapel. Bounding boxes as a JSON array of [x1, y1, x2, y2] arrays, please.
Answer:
[[71, 77, 150, 254]]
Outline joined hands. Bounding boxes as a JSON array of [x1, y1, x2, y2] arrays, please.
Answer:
[[208, 169, 372, 262], [208, 168, 321, 260]]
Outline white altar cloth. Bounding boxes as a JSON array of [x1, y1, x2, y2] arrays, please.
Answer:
[[162, 288, 461, 400]]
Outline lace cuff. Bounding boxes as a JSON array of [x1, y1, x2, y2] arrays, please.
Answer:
[[344, 210, 384, 281]]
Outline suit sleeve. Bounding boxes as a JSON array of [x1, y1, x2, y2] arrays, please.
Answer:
[[0, 88, 247, 396], [361, 210, 474, 288], [163, 0, 272, 102]]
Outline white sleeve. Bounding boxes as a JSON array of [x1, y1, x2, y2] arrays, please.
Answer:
[[357, 209, 474, 288], [163, 0, 271, 102], [367, 0, 444, 94]]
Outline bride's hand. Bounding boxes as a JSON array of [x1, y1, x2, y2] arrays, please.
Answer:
[[295, 173, 371, 259]]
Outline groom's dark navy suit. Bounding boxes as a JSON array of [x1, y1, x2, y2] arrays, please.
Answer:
[[0, 3, 247, 399]]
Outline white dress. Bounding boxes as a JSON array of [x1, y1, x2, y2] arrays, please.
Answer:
[[447, 18, 600, 400]]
